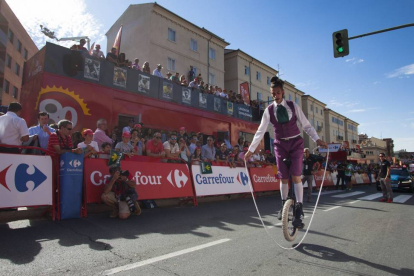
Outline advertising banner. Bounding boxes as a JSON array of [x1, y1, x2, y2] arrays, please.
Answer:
[[191, 165, 251, 196], [113, 67, 127, 87], [0, 154, 53, 208], [84, 58, 100, 81], [249, 167, 280, 192], [313, 171, 334, 187], [318, 143, 341, 153], [239, 82, 250, 105], [84, 159, 194, 203], [361, 173, 370, 184]]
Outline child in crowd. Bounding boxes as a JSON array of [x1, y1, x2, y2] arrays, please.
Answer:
[[191, 147, 202, 164], [77, 129, 99, 158], [115, 132, 137, 157], [98, 142, 112, 159]]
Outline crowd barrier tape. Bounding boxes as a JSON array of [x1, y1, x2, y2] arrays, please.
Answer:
[[0, 152, 54, 218]]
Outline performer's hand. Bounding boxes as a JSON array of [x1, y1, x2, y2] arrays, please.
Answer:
[[316, 139, 328, 149], [244, 151, 253, 160]]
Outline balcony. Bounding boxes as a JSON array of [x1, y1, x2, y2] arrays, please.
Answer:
[[0, 29, 6, 49], [337, 135, 344, 141], [317, 126, 323, 132]]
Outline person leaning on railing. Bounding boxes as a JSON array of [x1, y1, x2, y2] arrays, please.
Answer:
[[46, 119, 83, 156], [0, 102, 29, 154]]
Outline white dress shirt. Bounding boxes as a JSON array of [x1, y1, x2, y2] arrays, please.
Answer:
[[248, 99, 319, 153], [0, 112, 29, 146], [153, 68, 163, 78]]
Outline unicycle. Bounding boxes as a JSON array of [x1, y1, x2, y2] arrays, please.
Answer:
[[281, 158, 300, 242]]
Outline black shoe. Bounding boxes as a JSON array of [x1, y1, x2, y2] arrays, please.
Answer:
[[292, 218, 305, 229], [292, 202, 305, 228], [277, 200, 286, 220]]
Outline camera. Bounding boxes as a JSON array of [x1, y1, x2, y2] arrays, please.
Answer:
[[120, 189, 137, 213], [118, 170, 130, 180]]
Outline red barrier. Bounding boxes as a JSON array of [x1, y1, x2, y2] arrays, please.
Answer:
[[83, 158, 195, 216], [314, 171, 334, 187], [249, 166, 280, 192]]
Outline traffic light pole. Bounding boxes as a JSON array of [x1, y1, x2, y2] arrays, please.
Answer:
[[348, 23, 414, 40]]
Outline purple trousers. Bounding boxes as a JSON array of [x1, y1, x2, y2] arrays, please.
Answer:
[[274, 136, 304, 179]]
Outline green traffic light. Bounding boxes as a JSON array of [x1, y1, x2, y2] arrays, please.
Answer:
[[337, 46, 344, 53]]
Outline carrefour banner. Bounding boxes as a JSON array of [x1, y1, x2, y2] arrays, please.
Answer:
[[313, 171, 334, 187], [249, 167, 280, 192], [0, 154, 53, 208], [191, 165, 251, 196], [84, 159, 194, 203]]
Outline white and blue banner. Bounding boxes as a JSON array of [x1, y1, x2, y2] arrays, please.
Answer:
[[191, 165, 251, 196], [318, 143, 341, 153], [0, 154, 53, 208]]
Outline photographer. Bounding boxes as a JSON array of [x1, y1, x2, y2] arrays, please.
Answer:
[[101, 165, 141, 219]]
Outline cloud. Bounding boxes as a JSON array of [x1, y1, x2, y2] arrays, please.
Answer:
[[348, 109, 366, 113], [386, 64, 414, 78], [346, 58, 355, 62], [373, 81, 380, 85], [345, 58, 364, 65], [8, 0, 105, 50]]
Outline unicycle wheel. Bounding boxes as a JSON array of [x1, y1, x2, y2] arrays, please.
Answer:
[[281, 199, 298, 242]]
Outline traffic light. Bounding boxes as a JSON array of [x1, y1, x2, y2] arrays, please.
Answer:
[[332, 29, 349, 58]]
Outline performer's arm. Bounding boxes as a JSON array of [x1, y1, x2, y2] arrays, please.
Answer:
[[293, 103, 320, 142], [247, 107, 270, 154]]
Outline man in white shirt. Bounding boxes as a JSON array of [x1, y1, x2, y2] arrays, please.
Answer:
[[0, 102, 29, 153], [163, 134, 179, 159], [91, 44, 105, 59], [188, 78, 199, 89], [245, 77, 327, 229], [28, 111, 56, 150], [153, 64, 163, 78]]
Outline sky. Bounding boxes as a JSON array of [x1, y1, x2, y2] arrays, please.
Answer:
[[8, 0, 414, 151]]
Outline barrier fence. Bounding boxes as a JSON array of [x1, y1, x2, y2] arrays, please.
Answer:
[[0, 147, 375, 220]]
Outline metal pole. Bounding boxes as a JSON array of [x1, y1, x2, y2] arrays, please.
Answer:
[[349, 23, 414, 40]]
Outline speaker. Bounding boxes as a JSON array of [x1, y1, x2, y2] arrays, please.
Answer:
[[62, 50, 84, 76]]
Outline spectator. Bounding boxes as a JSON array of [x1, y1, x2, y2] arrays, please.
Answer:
[[115, 132, 137, 156], [131, 58, 141, 71], [188, 78, 199, 89], [130, 129, 145, 156], [28, 111, 55, 150], [91, 44, 105, 59], [201, 136, 216, 162], [265, 150, 275, 164], [153, 64, 163, 78], [216, 143, 230, 165], [118, 53, 128, 67], [134, 124, 143, 138], [101, 164, 140, 219], [191, 147, 202, 164], [178, 137, 191, 163], [123, 119, 134, 133], [146, 132, 166, 157], [0, 102, 29, 153], [198, 81, 205, 92], [78, 129, 99, 158], [171, 72, 180, 84], [220, 89, 229, 99], [235, 137, 244, 152], [188, 66, 195, 83], [223, 133, 232, 150], [49, 123, 58, 130], [302, 148, 318, 202], [163, 134, 179, 159], [232, 147, 243, 166], [344, 161, 354, 191], [180, 75, 187, 86], [378, 153, 393, 203], [335, 162, 345, 190], [93, 118, 113, 149], [196, 132, 204, 144], [142, 61, 150, 74], [177, 127, 188, 143], [106, 47, 118, 65], [71, 131, 83, 149], [188, 135, 197, 155], [127, 61, 133, 69], [99, 142, 112, 159], [46, 120, 82, 156], [166, 72, 172, 80], [144, 128, 154, 141], [70, 38, 88, 53]]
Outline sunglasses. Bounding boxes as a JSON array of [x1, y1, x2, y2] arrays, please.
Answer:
[[66, 128, 72, 130], [171, 137, 177, 140], [155, 136, 162, 139]]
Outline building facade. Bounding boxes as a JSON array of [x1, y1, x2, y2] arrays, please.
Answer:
[[345, 118, 359, 149], [359, 136, 387, 164], [0, 0, 37, 105], [301, 95, 326, 151], [324, 108, 346, 144], [106, 3, 229, 88], [382, 138, 394, 157]]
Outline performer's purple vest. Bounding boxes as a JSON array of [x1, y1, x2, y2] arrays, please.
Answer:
[[268, 101, 301, 142]]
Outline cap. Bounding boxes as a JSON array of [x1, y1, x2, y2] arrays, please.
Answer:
[[83, 129, 94, 136], [134, 124, 142, 129], [122, 131, 131, 138], [179, 127, 186, 131], [157, 64, 162, 68], [167, 71, 172, 75], [221, 143, 226, 147], [265, 150, 270, 154]]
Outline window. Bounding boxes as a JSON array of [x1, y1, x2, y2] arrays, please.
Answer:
[[23, 48, 28, 59], [17, 40, 22, 53], [311, 118, 314, 127], [190, 38, 197, 52], [209, 48, 216, 60], [257, 92, 262, 103], [193, 67, 198, 77], [4, 79, 10, 94], [8, 29, 13, 43], [167, 57, 176, 71], [168, 28, 176, 42], [256, 71, 261, 81], [321, 109, 323, 115], [288, 94, 292, 101], [332, 117, 335, 123], [267, 76, 270, 85], [12, 86, 18, 99], [245, 66, 250, 75], [295, 96, 299, 104], [310, 104, 313, 111], [268, 96, 272, 106], [15, 63, 20, 76], [209, 73, 216, 85], [315, 107, 318, 113], [6, 54, 11, 68]]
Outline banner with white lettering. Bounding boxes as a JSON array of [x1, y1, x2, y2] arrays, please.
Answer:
[[191, 165, 251, 196], [249, 167, 280, 192], [0, 154, 53, 208], [318, 143, 341, 153], [84, 159, 194, 203]]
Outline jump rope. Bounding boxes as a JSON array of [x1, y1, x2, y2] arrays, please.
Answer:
[[244, 147, 330, 250]]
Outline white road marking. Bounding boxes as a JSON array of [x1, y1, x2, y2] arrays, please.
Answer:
[[393, 195, 412, 203], [358, 193, 383, 201], [324, 206, 341, 212], [103, 238, 231, 275], [332, 191, 365, 198], [349, 200, 361, 204], [311, 190, 344, 196], [7, 219, 30, 229]]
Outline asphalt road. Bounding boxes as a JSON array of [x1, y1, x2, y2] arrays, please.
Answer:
[[1, 185, 413, 276]]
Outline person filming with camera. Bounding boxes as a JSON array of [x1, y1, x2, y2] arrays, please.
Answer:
[[101, 165, 141, 219]]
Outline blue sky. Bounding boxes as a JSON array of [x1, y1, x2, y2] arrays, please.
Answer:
[[9, 0, 414, 151]]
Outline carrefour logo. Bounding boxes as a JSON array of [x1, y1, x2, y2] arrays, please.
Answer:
[[167, 169, 188, 188], [195, 173, 235, 185], [0, 164, 47, 192], [69, 159, 82, 168], [236, 172, 249, 186]]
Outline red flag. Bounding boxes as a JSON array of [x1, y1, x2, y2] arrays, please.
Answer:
[[112, 25, 123, 56], [88, 42, 95, 55], [239, 82, 250, 105]]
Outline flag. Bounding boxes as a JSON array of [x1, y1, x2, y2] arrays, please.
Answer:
[[200, 161, 213, 174], [108, 150, 123, 166], [240, 82, 250, 105], [88, 42, 95, 55], [112, 25, 123, 56]]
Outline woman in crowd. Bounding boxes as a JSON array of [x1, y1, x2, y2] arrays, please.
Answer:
[[118, 53, 128, 67], [130, 129, 146, 156], [231, 147, 243, 167], [142, 61, 151, 74], [71, 131, 84, 149], [179, 137, 191, 164], [180, 75, 187, 86], [77, 129, 99, 158], [115, 132, 137, 157], [191, 147, 202, 165]]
